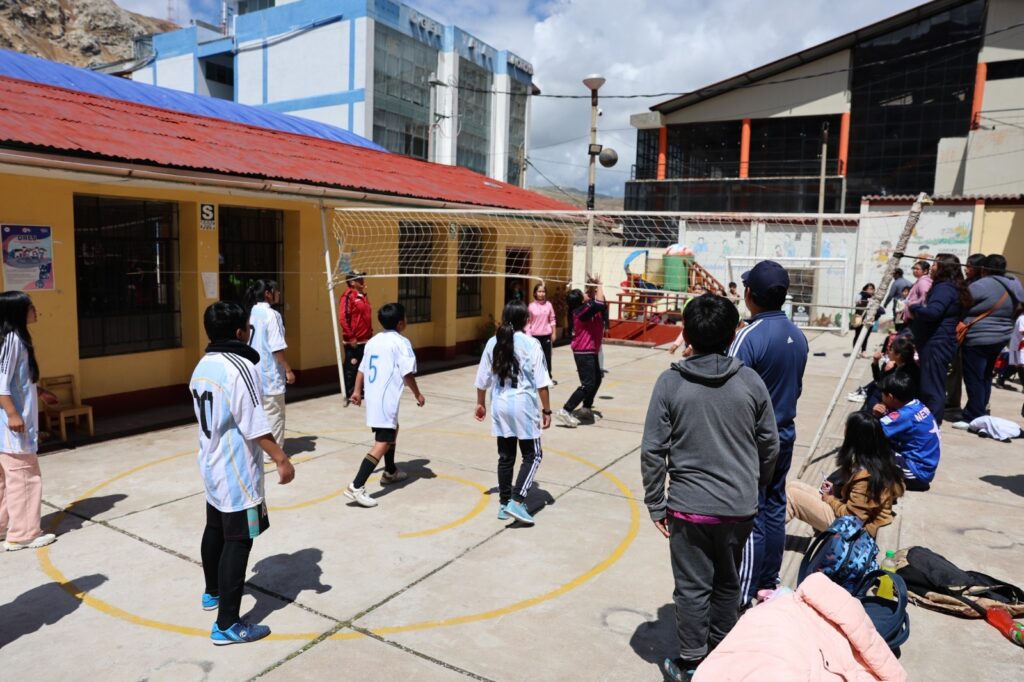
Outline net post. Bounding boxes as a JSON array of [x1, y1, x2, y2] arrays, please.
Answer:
[[320, 202, 346, 403], [585, 212, 595, 276], [797, 192, 930, 477]]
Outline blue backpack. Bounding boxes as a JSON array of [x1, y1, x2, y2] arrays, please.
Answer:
[[798, 515, 880, 593], [854, 569, 911, 650]]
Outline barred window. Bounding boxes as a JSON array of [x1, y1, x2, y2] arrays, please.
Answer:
[[74, 196, 181, 358], [457, 225, 482, 318], [218, 206, 284, 306], [398, 221, 435, 323]]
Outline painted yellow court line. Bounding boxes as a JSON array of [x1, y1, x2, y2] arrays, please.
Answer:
[[37, 428, 639, 641], [397, 474, 489, 539]]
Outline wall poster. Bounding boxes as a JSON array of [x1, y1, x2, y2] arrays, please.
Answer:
[[2, 224, 55, 291]]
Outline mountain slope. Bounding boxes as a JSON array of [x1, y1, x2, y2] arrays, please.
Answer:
[[0, 0, 176, 68]]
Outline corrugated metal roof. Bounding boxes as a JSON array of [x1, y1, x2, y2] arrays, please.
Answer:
[[0, 48, 385, 151], [862, 193, 1024, 202], [0, 75, 574, 210]]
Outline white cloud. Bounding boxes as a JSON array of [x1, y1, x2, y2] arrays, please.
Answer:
[[116, 0, 927, 196]]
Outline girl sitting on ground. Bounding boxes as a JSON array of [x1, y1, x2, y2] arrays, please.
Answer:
[[862, 333, 919, 413], [786, 411, 905, 538]]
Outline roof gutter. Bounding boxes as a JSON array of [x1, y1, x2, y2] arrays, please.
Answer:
[[0, 148, 489, 210]]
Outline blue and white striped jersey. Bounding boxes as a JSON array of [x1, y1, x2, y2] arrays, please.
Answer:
[[475, 332, 552, 439], [189, 352, 271, 512], [0, 332, 37, 455], [359, 330, 417, 429], [248, 302, 288, 396]]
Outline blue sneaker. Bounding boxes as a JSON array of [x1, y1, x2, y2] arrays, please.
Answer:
[[505, 500, 535, 525], [497, 504, 509, 521], [210, 621, 271, 645], [201, 593, 219, 611], [662, 657, 698, 682]]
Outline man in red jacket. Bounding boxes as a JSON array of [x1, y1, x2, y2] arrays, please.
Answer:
[[338, 271, 372, 404]]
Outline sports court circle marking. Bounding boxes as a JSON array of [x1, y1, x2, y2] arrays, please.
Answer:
[[38, 428, 639, 641]]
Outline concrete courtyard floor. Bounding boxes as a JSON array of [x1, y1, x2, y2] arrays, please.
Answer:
[[2, 334, 1022, 681]]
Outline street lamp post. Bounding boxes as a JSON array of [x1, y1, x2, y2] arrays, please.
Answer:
[[582, 74, 605, 276]]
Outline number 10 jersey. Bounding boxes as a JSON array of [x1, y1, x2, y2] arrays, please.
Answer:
[[189, 352, 271, 512]]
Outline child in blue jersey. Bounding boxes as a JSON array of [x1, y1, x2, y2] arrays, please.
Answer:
[[474, 301, 553, 525], [244, 280, 294, 463], [872, 370, 940, 492], [0, 292, 56, 551], [190, 301, 295, 645]]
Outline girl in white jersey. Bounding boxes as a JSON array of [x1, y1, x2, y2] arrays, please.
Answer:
[[244, 280, 294, 463], [475, 301, 553, 525], [0, 291, 56, 550]]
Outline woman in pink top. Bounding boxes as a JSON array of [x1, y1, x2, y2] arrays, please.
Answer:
[[526, 283, 557, 384], [902, 260, 932, 322]]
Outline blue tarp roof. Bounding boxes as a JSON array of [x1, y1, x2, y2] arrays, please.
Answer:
[[0, 48, 386, 151]]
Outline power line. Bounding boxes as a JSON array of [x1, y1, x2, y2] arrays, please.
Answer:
[[446, 19, 1024, 100], [523, 157, 584, 206]]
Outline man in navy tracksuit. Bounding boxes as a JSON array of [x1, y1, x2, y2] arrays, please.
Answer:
[[728, 261, 808, 605]]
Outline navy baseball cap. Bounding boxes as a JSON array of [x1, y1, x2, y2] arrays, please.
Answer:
[[741, 260, 790, 295]]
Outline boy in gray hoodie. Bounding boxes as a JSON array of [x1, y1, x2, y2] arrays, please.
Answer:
[[642, 294, 779, 682]]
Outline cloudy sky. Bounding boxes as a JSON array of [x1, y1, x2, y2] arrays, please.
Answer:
[[116, 0, 925, 196]]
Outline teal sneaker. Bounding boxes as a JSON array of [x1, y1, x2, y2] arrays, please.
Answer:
[[210, 621, 271, 645], [497, 504, 509, 521], [201, 593, 219, 611], [505, 500, 535, 525], [662, 657, 699, 682]]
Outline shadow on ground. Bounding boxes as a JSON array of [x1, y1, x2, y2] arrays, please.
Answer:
[[980, 474, 1024, 499], [0, 574, 107, 649], [367, 458, 436, 501], [245, 548, 331, 624], [284, 435, 318, 457], [42, 494, 128, 534], [628, 603, 676, 665]]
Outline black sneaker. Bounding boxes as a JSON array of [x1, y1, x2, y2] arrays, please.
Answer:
[[662, 657, 700, 682]]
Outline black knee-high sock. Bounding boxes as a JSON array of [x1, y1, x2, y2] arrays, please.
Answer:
[[216, 538, 253, 630], [201, 525, 223, 596], [352, 453, 379, 488], [383, 444, 396, 474]]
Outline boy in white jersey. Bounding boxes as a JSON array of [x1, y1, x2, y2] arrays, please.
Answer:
[[190, 301, 295, 645], [244, 280, 294, 462], [346, 302, 425, 507]]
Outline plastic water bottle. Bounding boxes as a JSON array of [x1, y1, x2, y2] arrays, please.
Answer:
[[877, 550, 897, 600], [985, 606, 1024, 647]]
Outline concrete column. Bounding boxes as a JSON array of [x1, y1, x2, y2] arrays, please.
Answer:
[[435, 50, 459, 166], [356, 17, 374, 140], [179, 202, 220, 367], [656, 126, 667, 179], [739, 118, 751, 179], [491, 73, 511, 181], [838, 111, 851, 176], [971, 62, 987, 130]]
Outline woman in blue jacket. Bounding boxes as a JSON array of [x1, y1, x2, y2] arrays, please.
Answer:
[[909, 253, 972, 424]]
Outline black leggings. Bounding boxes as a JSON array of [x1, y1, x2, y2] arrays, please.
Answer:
[[564, 353, 601, 412], [532, 334, 553, 378], [201, 526, 253, 629], [343, 343, 366, 398], [497, 436, 542, 505]]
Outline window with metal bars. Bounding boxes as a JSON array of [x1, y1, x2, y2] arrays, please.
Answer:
[[398, 221, 435, 323], [457, 225, 483, 318], [218, 206, 284, 306]]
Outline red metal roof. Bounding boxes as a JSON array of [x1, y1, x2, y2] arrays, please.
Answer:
[[0, 75, 576, 210]]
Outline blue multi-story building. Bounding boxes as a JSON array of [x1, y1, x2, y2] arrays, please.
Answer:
[[114, 0, 535, 184]]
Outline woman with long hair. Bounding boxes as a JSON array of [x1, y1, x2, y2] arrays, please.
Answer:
[[474, 301, 552, 526], [243, 279, 294, 462], [557, 277, 606, 427], [909, 253, 972, 423], [525, 282, 557, 385], [785, 411, 905, 537], [850, 282, 876, 357], [0, 291, 56, 550]]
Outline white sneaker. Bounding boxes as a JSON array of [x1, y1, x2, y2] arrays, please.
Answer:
[[344, 484, 378, 507], [556, 409, 579, 428], [381, 468, 408, 485], [846, 390, 866, 402], [951, 420, 971, 430], [4, 533, 56, 551]]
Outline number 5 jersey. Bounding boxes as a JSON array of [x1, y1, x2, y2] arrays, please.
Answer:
[[189, 351, 271, 512], [359, 330, 418, 429]]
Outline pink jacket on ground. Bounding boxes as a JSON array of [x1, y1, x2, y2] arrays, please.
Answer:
[[694, 573, 906, 682]]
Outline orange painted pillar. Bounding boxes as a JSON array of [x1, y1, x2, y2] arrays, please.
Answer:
[[838, 111, 850, 176], [970, 62, 987, 129], [739, 118, 751, 178], [656, 126, 668, 179]]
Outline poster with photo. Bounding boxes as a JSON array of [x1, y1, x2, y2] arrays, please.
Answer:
[[2, 225, 55, 291]]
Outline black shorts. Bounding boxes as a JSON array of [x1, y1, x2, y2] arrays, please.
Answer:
[[372, 427, 398, 443], [206, 502, 269, 540]]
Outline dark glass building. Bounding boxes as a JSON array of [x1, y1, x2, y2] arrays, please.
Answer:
[[625, 0, 989, 213]]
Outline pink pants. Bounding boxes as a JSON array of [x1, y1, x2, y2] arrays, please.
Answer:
[[0, 451, 44, 543]]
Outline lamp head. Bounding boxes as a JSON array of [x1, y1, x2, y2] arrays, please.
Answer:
[[582, 74, 606, 92]]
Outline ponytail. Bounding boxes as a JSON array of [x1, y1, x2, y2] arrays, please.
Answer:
[[244, 279, 278, 311], [491, 300, 529, 383]]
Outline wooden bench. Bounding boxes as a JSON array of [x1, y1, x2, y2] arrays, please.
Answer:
[[40, 374, 94, 442]]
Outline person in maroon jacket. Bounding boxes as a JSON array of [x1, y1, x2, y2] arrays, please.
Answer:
[[338, 272, 372, 404]]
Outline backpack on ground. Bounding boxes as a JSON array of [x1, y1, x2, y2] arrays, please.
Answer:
[[798, 515, 880, 593], [854, 570, 911, 650], [894, 546, 1024, 618]]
